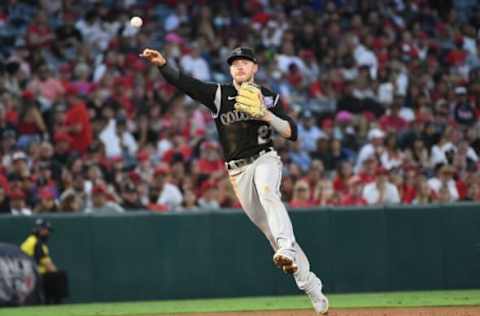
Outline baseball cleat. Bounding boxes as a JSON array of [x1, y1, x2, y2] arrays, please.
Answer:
[[307, 287, 329, 315], [273, 252, 298, 274]]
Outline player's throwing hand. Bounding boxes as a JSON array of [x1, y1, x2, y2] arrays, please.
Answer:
[[140, 49, 166, 66]]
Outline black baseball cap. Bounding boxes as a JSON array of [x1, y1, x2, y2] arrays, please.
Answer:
[[34, 218, 54, 232], [227, 47, 257, 65]]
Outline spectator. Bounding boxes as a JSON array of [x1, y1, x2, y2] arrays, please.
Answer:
[[380, 133, 404, 170], [288, 140, 312, 172], [464, 182, 480, 201], [74, 9, 110, 52], [362, 168, 401, 205], [151, 166, 183, 211], [119, 183, 144, 211], [290, 180, 315, 208], [84, 184, 124, 214], [26, 65, 64, 106], [164, 3, 189, 32], [453, 140, 479, 172], [357, 156, 379, 184], [379, 97, 409, 133], [453, 86, 476, 126], [310, 135, 330, 166], [303, 159, 327, 192], [339, 177, 367, 206], [334, 111, 358, 152], [52, 132, 73, 165], [178, 190, 200, 212], [322, 138, 352, 171], [15, 91, 48, 147], [33, 187, 60, 213], [311, 179, 335, 206], [400, 114, 432, 150], [427, 164, 459, 202], [58, 190, 83, 213], [276, 41, 306, 75], [9, 189, 32, 215], [198, 182, 220, 210], [297, 111, 324, 153], [63, 86, 92, 154], [193, 141, 224, 178], [26, 12, 54, 49], [179, 43, 211, 81], [412, 175, 436, 204], [407, 138, 431, 171], [99, 114, 138, 159], [333, 161, 354, 193], [9, 151, 30, 178], [217, 177, 241, 208], [430, 129, 457, 167], [355, 128, 385, 172], [402, 167, 419, 204]]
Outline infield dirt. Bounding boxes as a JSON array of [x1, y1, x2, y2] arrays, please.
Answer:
[[136, 306, 480, 316]]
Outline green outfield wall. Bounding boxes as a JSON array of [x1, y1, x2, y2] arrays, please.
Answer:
[[0, 204, 479, 303]]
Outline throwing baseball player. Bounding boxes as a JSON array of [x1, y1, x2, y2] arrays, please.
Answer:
[[141, 47, 328, 314]]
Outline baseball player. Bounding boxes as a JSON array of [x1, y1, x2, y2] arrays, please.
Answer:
[[141, 47, 328, 314]]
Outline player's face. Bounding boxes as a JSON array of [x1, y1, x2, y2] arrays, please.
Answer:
[[230, 59, 258, 84]]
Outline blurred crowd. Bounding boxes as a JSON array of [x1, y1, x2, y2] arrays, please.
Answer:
[[1, 0, 480, 215]]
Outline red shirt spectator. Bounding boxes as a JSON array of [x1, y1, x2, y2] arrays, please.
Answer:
[[0, 174, 9, 193], [456, 179, 468, 200], [332, 161, 354, 193], [15, 91, 47, 135], [27, 66, 65, 103], [193, 142, 224, 175], [446, 48, 467, 66], [290, 180, 315, 208], [337, 177, 367, 206], [64, 93, 92, 154], [26, 13, 54, 49], [357, 170, 376, 184], [402, 184, 417, 204], [379, 103, 408, 133]]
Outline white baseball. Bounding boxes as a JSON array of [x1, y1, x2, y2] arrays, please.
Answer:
[[130, 16, 143, 28]]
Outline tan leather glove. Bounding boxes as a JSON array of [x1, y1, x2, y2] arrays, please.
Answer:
[[234, 82, 266, 119]]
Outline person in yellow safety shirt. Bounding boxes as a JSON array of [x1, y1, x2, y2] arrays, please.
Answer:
[[20, 219, 68, 304]]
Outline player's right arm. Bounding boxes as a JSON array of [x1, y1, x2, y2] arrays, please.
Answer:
[[140, 48, 218, 113]]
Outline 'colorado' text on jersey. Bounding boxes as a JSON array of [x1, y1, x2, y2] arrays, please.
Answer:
[[159, 64, 298, 161]]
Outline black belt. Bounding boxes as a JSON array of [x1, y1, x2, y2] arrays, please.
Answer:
[[226, 147, 274, 170]]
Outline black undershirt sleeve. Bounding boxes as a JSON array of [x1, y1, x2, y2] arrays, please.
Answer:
[[284, 116, 298, 141], [158, 63, 218, 113]]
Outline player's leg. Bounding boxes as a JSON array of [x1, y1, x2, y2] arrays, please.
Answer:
[[252, 152, 329, 314], [228, 165, 276, 248], [230, 156, 296, 270], [250, 152, 296, 256], [228, 157, 328, 314], [294, 243, 329, 314]]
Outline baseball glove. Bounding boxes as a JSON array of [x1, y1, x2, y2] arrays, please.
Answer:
[[234, 82, 266, 118]]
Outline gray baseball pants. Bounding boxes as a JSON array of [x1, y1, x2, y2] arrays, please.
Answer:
[[227, 150, 323, 293]]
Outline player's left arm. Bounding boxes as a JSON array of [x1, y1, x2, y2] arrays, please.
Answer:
[[259, 90, 297, 141]]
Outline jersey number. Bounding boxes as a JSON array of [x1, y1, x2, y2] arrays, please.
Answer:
[[257, 125, 272, 144]]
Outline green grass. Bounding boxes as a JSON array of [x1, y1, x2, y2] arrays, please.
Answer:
[[1, 290, 479, 316]]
